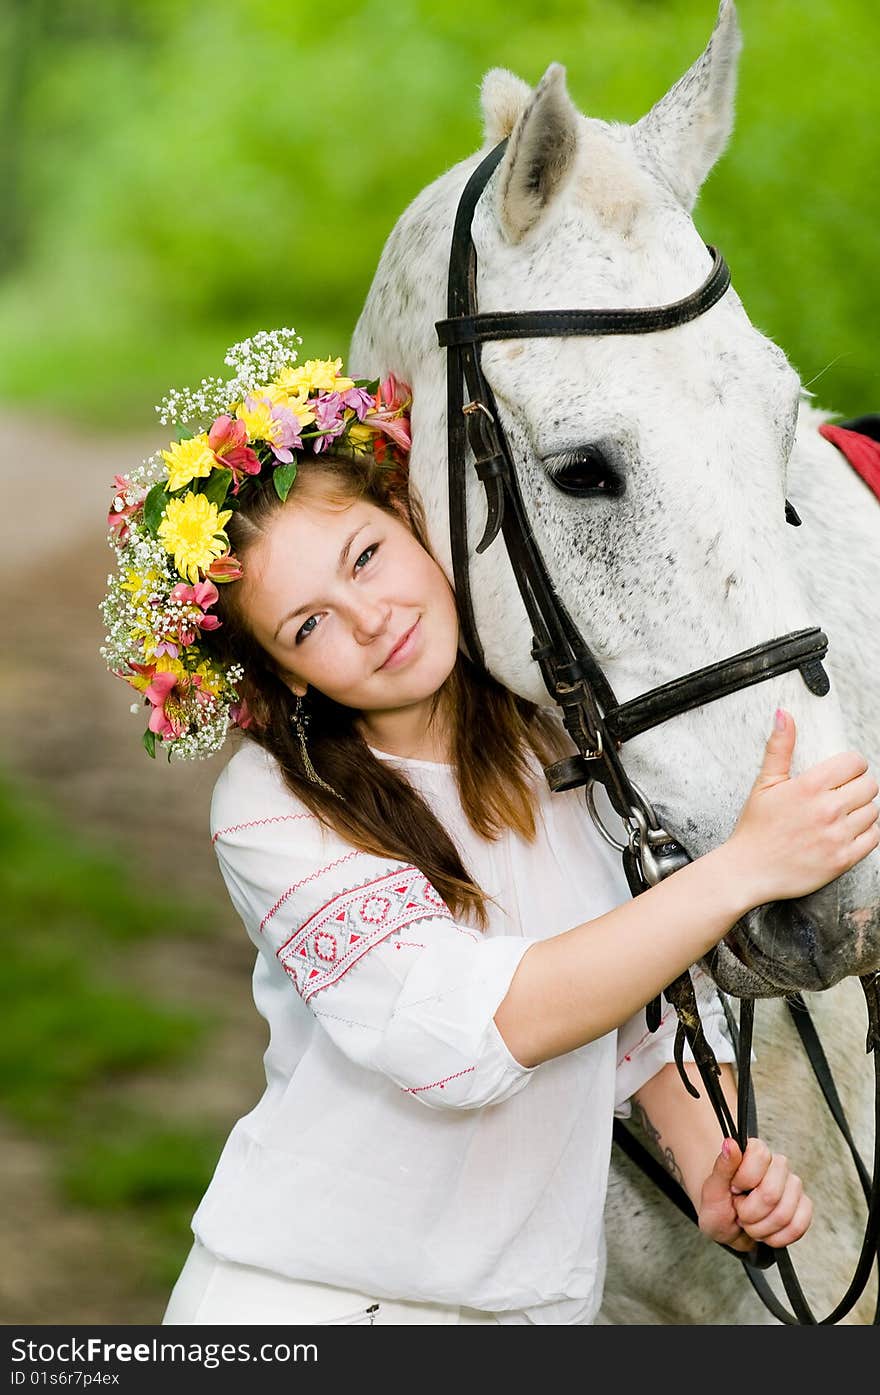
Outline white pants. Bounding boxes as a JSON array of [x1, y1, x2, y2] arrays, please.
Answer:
[[162, 1240, 500, 1326]]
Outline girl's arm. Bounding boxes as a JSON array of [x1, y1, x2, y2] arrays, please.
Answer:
[[631, 1062, 812, 1251], [495, 712, 878, 1069], [628, 1061, 740, 1208]]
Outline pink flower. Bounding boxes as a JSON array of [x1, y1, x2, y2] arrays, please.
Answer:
[[144, 670, 187, 740], [206, 551, 244, 583], [144, 668, 208, 740], [380, 374, 410, 412], [230, 695, 255, 730], [170, 579, 221, 646], [170, 578, 219, 613], [366, 375, 412, 452], [209, 415, 262, 491], [107, 473, 145, 544]]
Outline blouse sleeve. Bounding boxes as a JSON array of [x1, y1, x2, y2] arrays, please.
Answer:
[[210, 745, 540, 1113], [613, 963, 737, 1117]]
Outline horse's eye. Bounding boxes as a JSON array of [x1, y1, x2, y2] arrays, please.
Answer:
[[544, 447, 625, 499]]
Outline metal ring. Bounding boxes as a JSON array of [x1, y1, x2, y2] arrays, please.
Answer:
[[585, 780, 656, 852]]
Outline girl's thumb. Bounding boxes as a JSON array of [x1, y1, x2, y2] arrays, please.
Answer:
[[754, 707, 795, 787]]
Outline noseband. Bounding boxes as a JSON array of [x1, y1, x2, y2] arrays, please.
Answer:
[[436, 138, 880, 1324]]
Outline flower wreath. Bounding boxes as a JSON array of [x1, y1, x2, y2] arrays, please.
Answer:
[[100, 329, 412, 760]]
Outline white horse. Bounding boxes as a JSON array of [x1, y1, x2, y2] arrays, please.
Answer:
[[349, 0, 880, 1323]]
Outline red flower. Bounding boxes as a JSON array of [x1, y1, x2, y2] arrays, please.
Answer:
[[209, 415, 262, 491]]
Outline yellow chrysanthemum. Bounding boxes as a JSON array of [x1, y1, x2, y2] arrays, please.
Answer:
[[235, 396, 283, 445], [158, 492, 232, 585], [275, 358, 354, 397], [247, 383, 287, 407], [161, 433, 218, 492], [279, 389, 316, 429]]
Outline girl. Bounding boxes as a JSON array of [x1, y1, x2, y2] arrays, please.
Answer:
[[102, 344, 879, 1326]]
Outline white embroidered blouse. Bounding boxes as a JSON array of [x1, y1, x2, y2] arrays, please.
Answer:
[[190, 737, 733, 1324]]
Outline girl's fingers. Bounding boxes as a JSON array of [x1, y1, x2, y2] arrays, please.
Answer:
[[751, 1192, 813, 1250], [847, 802, 880, 837], [735, 1169, 803, 1237], [799, 750, 868, 794], [849, 824, 880, 866], [732, 1152, 789, 1223], [729, 1137, 774, 1194], [838, 771, 880, 815]]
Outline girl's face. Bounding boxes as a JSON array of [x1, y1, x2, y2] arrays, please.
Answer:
[[240, 491, 460, 718]]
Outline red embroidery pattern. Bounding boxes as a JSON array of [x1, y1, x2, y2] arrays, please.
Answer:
[[260, 851, 362, 934], [277, 866, 453, 1004], [211, 813, 317, 845], [617, 1009, 672, 1066], [403, 1066, 477, 1095]]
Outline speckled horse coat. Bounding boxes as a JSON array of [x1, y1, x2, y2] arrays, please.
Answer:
[[349, 0, 880, 1324]]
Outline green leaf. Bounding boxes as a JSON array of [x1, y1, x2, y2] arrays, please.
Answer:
[[200, 468, 233, 509], [273, 461, 297, 502], [355, 377, 379, 394], [143, 482, 168, 537], [142, 728, 157, 759]]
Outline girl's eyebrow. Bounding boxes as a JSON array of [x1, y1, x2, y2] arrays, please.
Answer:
[[272, 522, 371, 640]]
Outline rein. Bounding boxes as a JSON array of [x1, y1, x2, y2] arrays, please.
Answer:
[[436, 137, 880, 1324]]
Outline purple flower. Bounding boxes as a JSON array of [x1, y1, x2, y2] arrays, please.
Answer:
[[311, 392, 347, 453], [267, 404, 305, 463], [341, 386, 375, 422]]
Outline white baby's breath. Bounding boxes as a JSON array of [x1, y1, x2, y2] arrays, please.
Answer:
[[154, 328, 303, 429]]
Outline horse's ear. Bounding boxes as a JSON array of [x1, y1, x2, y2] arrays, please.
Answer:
[[495, 63, 580, 244], [633, 0, 742, 211], [480, 67, 532, 144]]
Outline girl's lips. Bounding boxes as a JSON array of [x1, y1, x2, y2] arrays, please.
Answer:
[[379, 618, 420, 670]]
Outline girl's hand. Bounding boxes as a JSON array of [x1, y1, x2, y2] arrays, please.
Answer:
[[697, 1136, 813, 1252], [723, 708, 879, 907]]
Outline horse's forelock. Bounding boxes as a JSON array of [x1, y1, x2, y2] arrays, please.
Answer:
[[569, 121, 677, 234]]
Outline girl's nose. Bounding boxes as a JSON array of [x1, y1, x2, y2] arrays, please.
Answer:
[[352, 597, 392, 643]]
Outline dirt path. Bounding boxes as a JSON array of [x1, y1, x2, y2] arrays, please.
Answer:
[[0, 412, 268, 1323]]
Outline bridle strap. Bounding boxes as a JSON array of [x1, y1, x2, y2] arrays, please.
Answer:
[[437, 244, 731, 346], [605, 627, 831, 743], [730, 987, 880, 1324], [445, 141, 508, 673], [614, 978, 880, 1322]]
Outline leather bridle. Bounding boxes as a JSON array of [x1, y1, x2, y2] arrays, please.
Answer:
[[435, 137, 880, 1323]]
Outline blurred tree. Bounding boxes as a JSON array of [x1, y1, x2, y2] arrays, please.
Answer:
[[0, 0, 40, 275], [0, 0, 876, 423]]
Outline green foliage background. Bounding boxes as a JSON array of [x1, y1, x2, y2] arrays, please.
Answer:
[[1, 0, 878, 427], [1, 0, 878, 1320]]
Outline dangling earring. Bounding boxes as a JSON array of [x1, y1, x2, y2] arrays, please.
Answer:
[[291, 694, 339, 797]]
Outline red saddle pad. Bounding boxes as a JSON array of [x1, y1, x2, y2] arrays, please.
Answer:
[[819, 422, 880, 502]]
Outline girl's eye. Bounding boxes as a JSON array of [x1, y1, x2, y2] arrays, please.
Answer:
[[354, 543, 378, 571], [295, 615, 320, 644], [294, 545, 379, 643]]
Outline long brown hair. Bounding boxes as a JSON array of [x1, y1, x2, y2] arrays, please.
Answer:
[[203, 453, 566, 927]]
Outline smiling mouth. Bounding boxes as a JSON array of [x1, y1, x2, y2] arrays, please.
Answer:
[[379, 620, 419, 670]]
